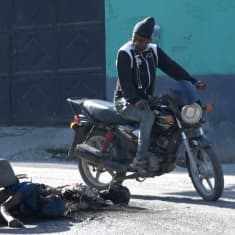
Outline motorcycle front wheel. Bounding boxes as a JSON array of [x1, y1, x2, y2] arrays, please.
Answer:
[[77, 130, 124, 190], [187, 146, 224, 201]]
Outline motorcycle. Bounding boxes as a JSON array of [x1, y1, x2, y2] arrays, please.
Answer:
[[66, 81, 224, 201]]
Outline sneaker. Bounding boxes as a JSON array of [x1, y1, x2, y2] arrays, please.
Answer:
[[131, 158, 148, 176]]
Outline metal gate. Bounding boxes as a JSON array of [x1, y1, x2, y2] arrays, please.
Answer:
[[0, 0, 105, 124]]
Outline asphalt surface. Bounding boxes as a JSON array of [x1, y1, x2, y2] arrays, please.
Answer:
[[0, 162, 234, 235]]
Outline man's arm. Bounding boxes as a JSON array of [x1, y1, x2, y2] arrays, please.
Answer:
[[117, 51, 141, 103], [0, 191, 24, 228], [157, 47, 197, 83]]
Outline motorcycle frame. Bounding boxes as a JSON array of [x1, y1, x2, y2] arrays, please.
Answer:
[[68, 97, 211, 176]]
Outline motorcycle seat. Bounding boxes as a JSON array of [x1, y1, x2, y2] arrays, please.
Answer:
[[83, 99, 132, 124]]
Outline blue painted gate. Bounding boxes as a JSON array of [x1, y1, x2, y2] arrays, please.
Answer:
[[0, 0, 105, 124]]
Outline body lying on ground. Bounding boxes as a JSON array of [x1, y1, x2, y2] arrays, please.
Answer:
[[0, 159, 130, 228]]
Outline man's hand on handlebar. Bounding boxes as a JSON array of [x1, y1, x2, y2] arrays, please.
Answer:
[[194, 80, 207, 90]]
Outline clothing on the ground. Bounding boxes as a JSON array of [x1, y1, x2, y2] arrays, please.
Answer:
[[10, 182, 65, 217], [5, 182, 130, 218]]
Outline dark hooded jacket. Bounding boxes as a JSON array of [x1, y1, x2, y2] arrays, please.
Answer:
[[114, 41, 197, 104]]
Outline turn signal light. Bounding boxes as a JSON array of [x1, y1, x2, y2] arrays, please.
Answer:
[[204, 104, 213, 112]]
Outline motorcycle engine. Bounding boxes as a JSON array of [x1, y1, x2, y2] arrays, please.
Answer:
[[150, 134, 178, 173]]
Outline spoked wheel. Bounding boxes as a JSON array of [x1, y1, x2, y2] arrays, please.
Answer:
[[78, 131, 125, 190], [187, 146, 224, 201]]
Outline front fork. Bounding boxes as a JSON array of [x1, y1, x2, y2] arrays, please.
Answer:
[[176, 119, 204, 174]]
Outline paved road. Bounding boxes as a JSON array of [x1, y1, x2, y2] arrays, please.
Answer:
[[1, 162, 235, 235]]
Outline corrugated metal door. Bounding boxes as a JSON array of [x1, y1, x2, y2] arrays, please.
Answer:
[[0, 0, 11, 123], [0, 0, 105, 124]]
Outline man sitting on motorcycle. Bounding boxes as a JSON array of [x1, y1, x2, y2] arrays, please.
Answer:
[[114, 16, 206, 175]]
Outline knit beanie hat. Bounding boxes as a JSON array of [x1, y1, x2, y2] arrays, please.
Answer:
[[132, 17, 155, 39], [0, 159, 18, 187]]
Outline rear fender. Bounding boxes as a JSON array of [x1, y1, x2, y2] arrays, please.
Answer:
[[68, 120, 92, 159]]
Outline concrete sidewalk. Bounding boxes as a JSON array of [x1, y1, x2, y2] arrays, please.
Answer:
[[0, 126, 73, 162]]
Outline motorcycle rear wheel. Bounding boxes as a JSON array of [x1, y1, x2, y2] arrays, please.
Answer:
[[77, 130, 124, 190], [187, 146, 224, 201]]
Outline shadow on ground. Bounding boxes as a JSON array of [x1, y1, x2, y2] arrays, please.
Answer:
[[131, 184, 235, 210], [0, 204, 147, 233]]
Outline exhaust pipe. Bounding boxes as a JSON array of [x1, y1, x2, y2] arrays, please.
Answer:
[[76, 143, 107, 163], [76, 144, 130, 172]]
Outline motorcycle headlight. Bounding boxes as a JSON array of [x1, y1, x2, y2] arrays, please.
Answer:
[[181, 103, 202, 124]]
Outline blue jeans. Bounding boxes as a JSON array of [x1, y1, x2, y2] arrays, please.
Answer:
[[11, 182, 39, 211], [115, 102, 155, 161]]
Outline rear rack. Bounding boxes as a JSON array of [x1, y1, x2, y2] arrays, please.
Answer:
[[67, 97, 95, 122]]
